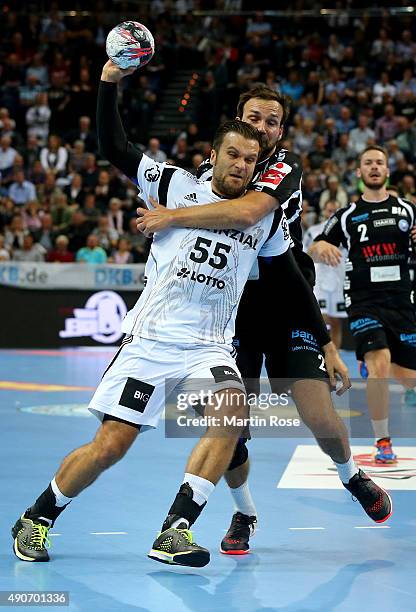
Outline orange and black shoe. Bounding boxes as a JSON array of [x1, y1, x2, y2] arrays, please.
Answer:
[[343, 469, 393, 523], [220, 512, 257, 555], [374, 437, 397, 464]]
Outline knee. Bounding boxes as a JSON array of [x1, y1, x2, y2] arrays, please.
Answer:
[[367, 357, 390, 379], [228, 438, 248, 471], [93, 433, 133, 470]]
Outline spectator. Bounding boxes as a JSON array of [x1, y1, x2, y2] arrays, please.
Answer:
[[319, 175, 349, 210], [327, 34, 344, 64], [26, 53, 49, 88], [0, 135, 17, 177], [237, 53, 260, 89], [373, 72, 396, 105], [25, 92, 51, 145], [123, 217, 149, 263], [81, 153, 99, 189], [40, 134, 68, 175], [308, 135, 328, 170], [281, 69, 304, 101], [293, 118, 317, 156], [375, 104, 401, 143], [145, 138, 167, 163], [76, 233, 107, 264], [46, 234, 75, 262], [66, 210, 91, 253], [66, 116, 97, 152], [64, 173, 85, 206], [297, 92, 319, 122], [50, 193, 72, 233], [4, 214, 26, 251], [12, 233, 46, 262], [332, 133, 356, 173], [33, 212, 56, 251], [349, 114, 376, 154], [8, 171, 37, 206], [22, 201, 43, 233], [0, 233, 10, 260], [93, 215, 118, 252], [107, 198, 125, 234], [82, 193, 101, 224], [336, 106, 356, 135], [68, 140, 88, 173], [109, 237, 133, 264]]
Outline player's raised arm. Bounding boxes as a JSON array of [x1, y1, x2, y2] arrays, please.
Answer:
[[97, 60, 143, 182]]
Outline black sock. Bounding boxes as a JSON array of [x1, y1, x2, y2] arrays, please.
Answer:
[[162, 483, 205, 531], [26, 484, 70, 526]]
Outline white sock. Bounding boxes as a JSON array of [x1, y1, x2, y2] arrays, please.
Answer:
[[334, 455, 359, 484], [229, 481, 257, 517], [51, 478, 73, 507], [183, 473, 215, 506], [371, 418, 389, 441]]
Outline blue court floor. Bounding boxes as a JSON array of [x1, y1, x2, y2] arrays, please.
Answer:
[[1, 348, 415, 612]]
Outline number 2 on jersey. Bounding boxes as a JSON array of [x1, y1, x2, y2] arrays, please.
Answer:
[[357, 224, 368, 242], [190, 237, 231, 270]]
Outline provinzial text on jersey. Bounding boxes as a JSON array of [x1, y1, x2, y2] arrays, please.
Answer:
[[211, 229, 260, 249]]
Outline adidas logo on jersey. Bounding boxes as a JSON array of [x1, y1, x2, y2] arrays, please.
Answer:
[[184, 192, 198, 203], [177, 267, 225, 289]]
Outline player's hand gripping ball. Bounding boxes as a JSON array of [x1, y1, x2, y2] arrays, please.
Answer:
[[106, 21, 155, 69]]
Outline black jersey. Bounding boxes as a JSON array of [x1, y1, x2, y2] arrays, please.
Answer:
[[314, 195, 416, 305]]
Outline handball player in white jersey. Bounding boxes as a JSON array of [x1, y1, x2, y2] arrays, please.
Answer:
[[303, 199, 347, 348]]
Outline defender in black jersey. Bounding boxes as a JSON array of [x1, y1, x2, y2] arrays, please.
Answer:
[[311, 145, 416, 463], [137, 86, 392, 554]]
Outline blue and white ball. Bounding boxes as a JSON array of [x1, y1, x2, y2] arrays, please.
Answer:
[[106, 21, 155, 70]]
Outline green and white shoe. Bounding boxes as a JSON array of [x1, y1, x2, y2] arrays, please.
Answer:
[[12, 514, 51, 562], [148, 525, 210, 567]]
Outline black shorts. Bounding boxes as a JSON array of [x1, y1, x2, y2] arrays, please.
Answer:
[[348, 302, 416, 369], [235, 327, 329, 395]]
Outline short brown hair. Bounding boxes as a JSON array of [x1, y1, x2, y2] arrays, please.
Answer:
[[359, 145, 388, 164], [237, 85, 291, 126], [212, 119, 263, 153]]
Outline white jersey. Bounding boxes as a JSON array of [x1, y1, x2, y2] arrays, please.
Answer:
[[303, 221, 347, 294], [122, 155, 290, 345]]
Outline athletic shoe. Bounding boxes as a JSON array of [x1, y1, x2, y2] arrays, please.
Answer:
[[359, 361, 368, 379], [12, 514, 51, 562], [403, 388, 416, 407], [374, 437, 397, 464], [220, 512, 257, 555], [343, 469, 392, 523], [148, 524, 210, 567]]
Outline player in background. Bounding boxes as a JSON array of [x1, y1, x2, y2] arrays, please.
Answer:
[[303, 199, 347, 349], [136, 90, 393, 556], [309, 146, 416, 463]]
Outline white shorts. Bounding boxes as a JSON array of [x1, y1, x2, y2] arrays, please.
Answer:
[[315, 287, 347, 319], [88, 335, 245, 431]]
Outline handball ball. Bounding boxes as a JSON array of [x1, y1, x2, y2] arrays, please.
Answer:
[[106, 21, 155, 70]]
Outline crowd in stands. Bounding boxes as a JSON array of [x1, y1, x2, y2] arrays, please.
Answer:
[[0, 2, 415, 263]]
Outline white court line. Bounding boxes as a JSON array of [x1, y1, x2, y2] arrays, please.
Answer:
[[90, 532, 128, 535], [354, 526, 390, 529], [289, 527, 325, 531], [49, 533, 62, 537]]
